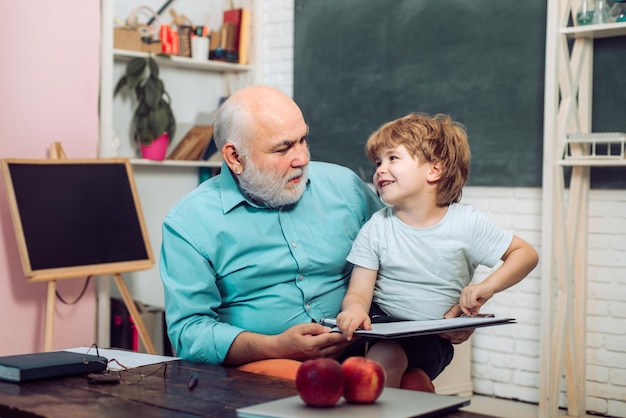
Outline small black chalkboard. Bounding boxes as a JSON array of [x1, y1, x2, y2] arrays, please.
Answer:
[[2, 159, 153, 282]]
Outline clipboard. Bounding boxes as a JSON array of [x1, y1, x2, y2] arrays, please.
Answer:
[[321, 316, 516, 339]]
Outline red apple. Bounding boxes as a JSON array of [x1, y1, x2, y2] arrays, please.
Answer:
[[341, 356, 386, 404], [295, 358, 345, 407]]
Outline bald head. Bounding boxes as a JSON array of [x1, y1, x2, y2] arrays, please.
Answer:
[[214, 86, 304, 152], [230, 85, 294, 111]]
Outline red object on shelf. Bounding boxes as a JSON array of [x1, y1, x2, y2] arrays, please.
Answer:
[[160, 24, 172, 53]]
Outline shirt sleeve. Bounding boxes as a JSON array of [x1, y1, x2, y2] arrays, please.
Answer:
[[160, 216, 243, 365], [468, 208, 513, 268], [346, 213, 382, 271], [344, 170, 385, 224]]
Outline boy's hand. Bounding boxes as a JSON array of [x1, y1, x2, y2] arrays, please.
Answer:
[[336, 309, 371, 341], [459, 282, 496, 316], [441, 304, 474, 344]]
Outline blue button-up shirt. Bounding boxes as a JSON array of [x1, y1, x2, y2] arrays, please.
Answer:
[[160, 161, 383, 364]]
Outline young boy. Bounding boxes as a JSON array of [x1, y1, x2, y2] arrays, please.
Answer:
[[336, 113, 539, 387]]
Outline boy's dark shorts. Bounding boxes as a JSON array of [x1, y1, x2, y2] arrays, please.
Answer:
[[336, 304, 454, 380]]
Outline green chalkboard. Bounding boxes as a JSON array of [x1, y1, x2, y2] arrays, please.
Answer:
[[294, 0, 626, 189]]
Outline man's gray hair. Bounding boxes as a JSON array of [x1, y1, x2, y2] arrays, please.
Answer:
[[214, 95, 252, 155]]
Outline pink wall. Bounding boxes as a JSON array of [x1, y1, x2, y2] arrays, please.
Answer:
[[0, 2, 100, 354]]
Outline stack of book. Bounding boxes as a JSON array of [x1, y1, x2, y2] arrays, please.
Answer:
[[166, 125, 218, 161], [209, 6, 251, 64]]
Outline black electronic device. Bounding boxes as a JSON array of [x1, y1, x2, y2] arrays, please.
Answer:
[[0, 351, 107, 383]]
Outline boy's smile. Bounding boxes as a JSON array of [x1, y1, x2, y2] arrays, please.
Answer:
[[373, 145, 432, 208]]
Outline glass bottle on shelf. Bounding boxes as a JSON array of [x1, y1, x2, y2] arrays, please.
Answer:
[[610, 0, 626, 22], [592, 0, 610, 24], [577, 0, 595, 25]]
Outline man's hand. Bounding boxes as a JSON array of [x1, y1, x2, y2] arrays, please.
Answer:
[[223, 323, 351, 366], [277, 323, 352, 360], [440, 304, 474, 344]]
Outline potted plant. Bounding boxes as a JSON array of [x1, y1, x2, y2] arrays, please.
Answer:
[[114, 55, 176, 160]]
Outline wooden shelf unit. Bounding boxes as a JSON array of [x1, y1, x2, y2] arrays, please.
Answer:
[[540, 3, 625, 418], [560, 132, 626, 166], [128, 158, 223, 168], [98, 0, 258, 350], [560, 20, 626, 38], [113, 49, 252, 72]]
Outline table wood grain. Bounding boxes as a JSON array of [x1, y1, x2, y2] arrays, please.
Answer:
[[0, 360, 496, 418]]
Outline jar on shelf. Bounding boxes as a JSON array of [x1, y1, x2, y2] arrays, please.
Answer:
[[610, 0, 626, 22], [577, 0, 595, 25], [592, 0, 610, 24]]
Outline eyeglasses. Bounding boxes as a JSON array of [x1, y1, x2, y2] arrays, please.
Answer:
[[83, 343, 167, 385]]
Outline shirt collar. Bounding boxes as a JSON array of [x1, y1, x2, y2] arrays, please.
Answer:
[[219, 161, 252, 213]]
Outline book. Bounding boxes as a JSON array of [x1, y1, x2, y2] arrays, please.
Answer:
[[320, 315, 515, 339], [222, 7, 252, 64], [224, 7, 252, 65], [212, 22, 238, 62], [209, 29, 221, 60], [200, 134, 219, 160], [167, 125, 214, 160], [0, 350, 108, 383], [237, 387, 470, 418], [238, 8, 252, 65], [223, 9, 243, 63], [222, 22, 239, 62]]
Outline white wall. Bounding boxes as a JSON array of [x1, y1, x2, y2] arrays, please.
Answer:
[[260, 1, 626, 416]]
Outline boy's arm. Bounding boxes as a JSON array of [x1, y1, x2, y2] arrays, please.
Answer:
[[336, 266, 378, 340], [460, 235, 539, 316]]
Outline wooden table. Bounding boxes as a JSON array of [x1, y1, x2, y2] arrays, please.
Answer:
[[0, 360, 495, 417]]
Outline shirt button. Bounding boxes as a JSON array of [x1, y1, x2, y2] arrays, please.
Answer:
[[298, 275, 304, 281], [291, 242, 297, 248], [305, 304, 311, 310]]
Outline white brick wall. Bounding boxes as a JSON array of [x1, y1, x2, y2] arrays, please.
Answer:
[[257, 0, 294, 96], [463, 187, 544, 405], [465, 188, 626, 417], [258, 2, 626, 416]]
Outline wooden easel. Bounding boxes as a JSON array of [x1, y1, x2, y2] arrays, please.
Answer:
[[42, 143, 156, 354]]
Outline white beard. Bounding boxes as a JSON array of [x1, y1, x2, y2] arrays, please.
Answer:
[[237, 158, 309, 208]]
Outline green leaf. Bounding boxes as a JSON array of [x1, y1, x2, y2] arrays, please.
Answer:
[[165, 101, 176, 139], [148, 56, 159, 78], [126, 57, 146, 77], [143, 78, 163, 109], [134, 114, 151, 144], [147, 104, 169, 138], [135, 101, 150, 118], [113, 76, 127, 96], [125, 58, 147, 92]]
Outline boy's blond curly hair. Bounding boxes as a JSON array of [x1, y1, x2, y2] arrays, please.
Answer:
[[365, 113, 470, 207]]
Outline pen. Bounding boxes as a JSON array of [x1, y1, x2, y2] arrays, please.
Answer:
[[188, 372, 198, 389], [320, 317, 337, 327]]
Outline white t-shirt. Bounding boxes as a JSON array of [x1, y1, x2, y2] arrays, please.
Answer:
[[346, 203, 513, 320]]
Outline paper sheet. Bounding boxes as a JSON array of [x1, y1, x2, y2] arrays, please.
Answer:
[[64, 347, 180, 371]]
